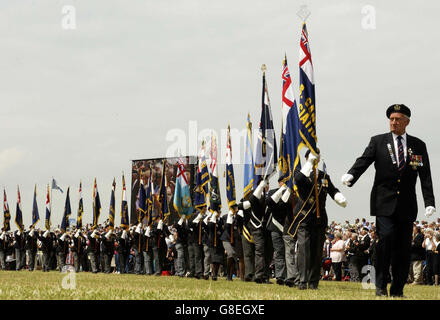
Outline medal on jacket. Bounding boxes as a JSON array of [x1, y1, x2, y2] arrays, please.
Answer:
[[321, 178, 328, 187], [387, 143, 397, 165], [408, 148, 423, 170]]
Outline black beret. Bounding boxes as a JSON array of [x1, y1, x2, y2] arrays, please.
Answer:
[[386, 104, 411, 118]]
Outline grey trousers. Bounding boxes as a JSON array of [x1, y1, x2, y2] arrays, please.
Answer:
[[88, 252, 98, 273], [72, 252, 81, 272], [15, 249, 23, 270], [143, 251, 154, 275], [42, 252, 50, 271], [252, 229, 272, 280], [283, 234, 299, 284], [241, 234, 255, 280], [134, 249, 143, 274], [103, 253, 112, 273], [296, 224, 326, 286], [203, 244, 211, 276], [175, 243, 186, 276], [26, 250, 37, 271], [187, 241, 195, 276], [193, 243, 204, 277], [271, 232, 286, 281], [0, 251, 5, 270]]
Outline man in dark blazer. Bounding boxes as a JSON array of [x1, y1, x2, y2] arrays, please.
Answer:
[[341, 104, 436, 297]]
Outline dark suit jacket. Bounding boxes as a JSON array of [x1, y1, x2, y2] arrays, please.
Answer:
[[348, 132, 435, 222]]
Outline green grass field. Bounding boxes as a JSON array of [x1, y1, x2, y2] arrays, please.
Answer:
[[0, 271, 438, 300]]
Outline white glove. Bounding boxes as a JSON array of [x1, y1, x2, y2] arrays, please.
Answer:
[[145, 226, 152, 237], [334, 192, 347, 208], [165, 234, 175, 246], [177, 217, 184, 226], [271, 185, 287, 203], [157, 219, 164, 230], [341, 174, 354, 186], [16, 231, 21, 236], [209, 213, 217, 223], [43, 230, 50, 238], [75, 230, 80, 238], [237, 210, 244, 218], [91, 230, 97, 238], [425, 206, 436, 218], [122, 230, 127, 239], [135, 224, 142, 234], [300, 155, 318, 178], [29, 229, 35, 237], [60, 233, 66, 241], [281, 188, 291, 203], [0, 232, 5, 240], [242, 201, 251, 210], [226, 210, 234, 224], [193, 213, 204, 225], [105, 229, 113, 239], [253, 179, 268, 199], [203, 212, 212, 225]]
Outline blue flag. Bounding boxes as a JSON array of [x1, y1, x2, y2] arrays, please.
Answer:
[[194, 142, 209, 210], [243, 114, 255, 199], [31, 185, 39, 229], [225, 125, 236, 208], [254, 71, 277, 185], [61, 187, 71, 232], [138, 178, 147, 224], [298, 22, 318, 155], [280, 56, 303, 189], [173, 158, 193, 218], [15, 187, 23, 232]]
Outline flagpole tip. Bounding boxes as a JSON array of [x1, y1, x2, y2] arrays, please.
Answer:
[[261, 64, 267, 73]]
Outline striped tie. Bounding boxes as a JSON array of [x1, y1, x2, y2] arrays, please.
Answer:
[[397, 136, 405, 171]]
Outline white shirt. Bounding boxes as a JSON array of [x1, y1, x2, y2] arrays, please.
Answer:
[[392, 132, 407, 167], [424, 238, 433, 251]]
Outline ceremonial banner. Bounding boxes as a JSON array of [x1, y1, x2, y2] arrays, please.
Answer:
[[15, 187, 23, 232], [254, 70, 278, 183], [77, 182, 83, 229], [3, 190, 11, 231], [225, 125, 236, 208], [243, 114, 255, 198], [109, 178, 116, 229], [159, 160, 170, 220], [45, 185, 51, 230], [51, 178, 64, 193], [208, 134, 221, 213], [280, 56, 303, 189], [120, 174, 129, 230], [138, 178, 147, 224], [92, 179, 101, 229], [61, 187, 71, 232], [299, 22, 318, 155], [194, 142, 209, 210], [173, 157, 194, 218], [31, 185, 39, 229]]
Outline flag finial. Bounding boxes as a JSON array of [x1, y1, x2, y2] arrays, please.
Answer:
[[297, 5, 311, 22], [261, 64, 267, 73]]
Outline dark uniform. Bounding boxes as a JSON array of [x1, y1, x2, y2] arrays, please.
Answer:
[[190, 213, 207, 279], [291, 168, 340, 289], [14, 231, 25, 270], [237, 206, 256, 282], [207, 214, 224, 280], [87, 231, 100, 273], [116, 231, 129, 273], [70, 233, 85, 272], [38, 231, 52, 272], [220, 211, 243, 281], [347, 127, 435, 296], [246, 193, 273, 284], [56, 233, 69, 272], [25, 230, 38, 271], [266, 188, 289, 284], [0, 232, 9, 270]]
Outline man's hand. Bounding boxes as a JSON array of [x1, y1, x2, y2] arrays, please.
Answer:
[[341, 174, 354, 186], [334, 192, 347, 208], [425, 206, 436, 218]]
